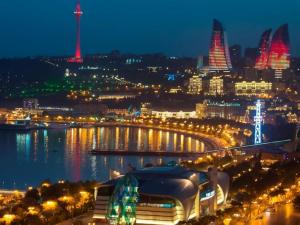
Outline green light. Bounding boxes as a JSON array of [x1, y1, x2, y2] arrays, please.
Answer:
[[106, 174, 139, 225]]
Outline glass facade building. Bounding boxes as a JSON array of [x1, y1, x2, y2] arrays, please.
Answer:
[[209, 19, 232, 72], [255, 29, 272, 70], [268, 24, 290, 78]]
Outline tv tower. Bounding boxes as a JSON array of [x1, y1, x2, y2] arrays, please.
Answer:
[[68, 0, 83, 63], [254, 99, 262, 144]]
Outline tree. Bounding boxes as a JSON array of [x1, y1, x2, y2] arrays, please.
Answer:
[[22, 215, 44, 225], [293, 195, 300, 209], [24, 189, 40, 205]]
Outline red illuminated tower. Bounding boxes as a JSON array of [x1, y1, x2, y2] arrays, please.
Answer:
[[255, 29, 272, 70], [268, 24, 290, 79], [209, 19, 232, 73], [68, 0, 83, 63]]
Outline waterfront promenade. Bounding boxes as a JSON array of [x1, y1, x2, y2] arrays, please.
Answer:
[[98, 122, 227, 150]]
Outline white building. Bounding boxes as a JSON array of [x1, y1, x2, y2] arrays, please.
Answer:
[[152, 110, 197, 119]]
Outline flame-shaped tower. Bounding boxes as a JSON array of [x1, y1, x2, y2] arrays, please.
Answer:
[[209, 19, 232, 72], [68, 0, 83, 63], [255, 29, 272, 70], [268, 24, 290, 78]]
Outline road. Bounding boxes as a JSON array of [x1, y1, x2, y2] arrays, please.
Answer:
[[56, 212, 93, 225], [249, 203, 300, 225]]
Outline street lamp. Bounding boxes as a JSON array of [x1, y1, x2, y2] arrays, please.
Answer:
[[42, 201, 57, 211], [2, 214, 16, 224]]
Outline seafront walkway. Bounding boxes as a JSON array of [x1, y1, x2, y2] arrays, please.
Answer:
[[98, 122, 228, 151]]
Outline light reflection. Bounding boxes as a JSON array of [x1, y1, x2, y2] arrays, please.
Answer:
[[188, 137, 192, 152], [92, 128, 96, 150], [139, 157, 144, 167], [158, 130, 162, 151], [33, 131, 38, 161], [285, 203, 292, 219], [115, 127, 119, 149], [90, 156, 97, 179], [125, 128, 129, 150], [148, 129, 153, 151], [16, 133, 31, 161], [8, 127, 207, 188], [173, 133, 177, 152], [137, 128, 142, 150], [43, 130, 48, 162], [180, 135, 184, 152]]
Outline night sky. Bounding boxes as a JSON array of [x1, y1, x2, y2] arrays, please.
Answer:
[[1, 0, 299, 57]]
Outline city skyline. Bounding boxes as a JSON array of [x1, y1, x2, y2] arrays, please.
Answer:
[[1, 0, 300, 58], [1, 2, 300, 224]]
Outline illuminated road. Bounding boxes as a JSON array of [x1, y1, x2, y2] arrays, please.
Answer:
[[249, 204, 300, 225]]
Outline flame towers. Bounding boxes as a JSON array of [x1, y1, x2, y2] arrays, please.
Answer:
[[255, 29, 272, 70], [68, 0, 83, 63], [268, 24, 290, 79], [209, 19, 232, 72], [254, 24, 290, 79]]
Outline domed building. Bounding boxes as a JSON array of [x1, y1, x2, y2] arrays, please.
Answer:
[[93, 165, 229, 225]]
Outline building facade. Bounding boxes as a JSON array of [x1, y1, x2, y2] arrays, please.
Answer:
[[255, 29, 272, 70], [152, 110, 197, 119], [93, 166, 229, 225], [235, 81, 272, 97], [209, 19, 232, 72], [208, 77, 224, 96], [196, 100, 245, 122], [188, 75, 203, 94], [268, 24, 290, 79]]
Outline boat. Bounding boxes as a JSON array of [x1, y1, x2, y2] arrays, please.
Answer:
[[0, 117, 33, 131], [69, 122, 81, 128], [46, 123, 71, 129]]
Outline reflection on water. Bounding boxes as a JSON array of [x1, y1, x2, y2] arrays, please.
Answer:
[[0, 127, 207, 189], [64, 127, 206, 153]]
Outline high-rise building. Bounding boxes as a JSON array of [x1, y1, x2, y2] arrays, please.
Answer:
[[268, 24, 290, 79], [255, 29, 272, 70], [209, 76, 224, 96], [188, 75, 202, 94], [196, 56, 204, 71], [209, 19, 232, 72], [229, 44, 242, 68], [244, 48, 258, 67]]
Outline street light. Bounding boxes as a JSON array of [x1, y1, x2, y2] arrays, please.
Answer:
[[2, 214, 16, 224], [42, 201, 57, 211], [28, 207, 39, 215]]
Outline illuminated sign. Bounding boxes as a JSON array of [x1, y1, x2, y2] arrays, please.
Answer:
[[200, 190, 215, 201], [139, 203, 175, 208]]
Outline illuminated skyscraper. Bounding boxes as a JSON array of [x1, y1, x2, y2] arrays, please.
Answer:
[[268, 24, 290, 79], [255, 29, 272, 70], [209, 19, 232, 72]]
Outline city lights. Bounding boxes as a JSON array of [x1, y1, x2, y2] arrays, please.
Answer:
[[1, 2, 300, 225]]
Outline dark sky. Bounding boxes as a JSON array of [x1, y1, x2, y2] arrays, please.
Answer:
[[1, 0, 299, 58]]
